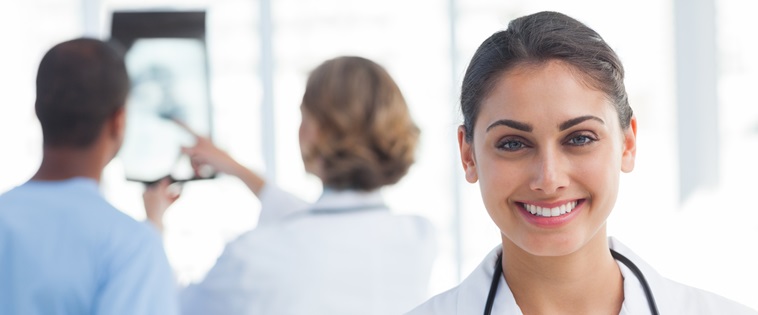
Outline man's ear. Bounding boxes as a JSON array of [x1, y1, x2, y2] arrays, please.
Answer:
[[458, 125, 478, 183], [109, 106, 127, 143], [621, 115, 637, 173]]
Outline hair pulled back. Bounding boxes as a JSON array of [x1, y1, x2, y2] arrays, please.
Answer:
[[461, 11, 632, 142], [302, 56, 419, 191]]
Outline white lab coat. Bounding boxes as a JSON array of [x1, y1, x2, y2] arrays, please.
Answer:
[[180, 183, 437, 315], [407, 237, 757, 315]]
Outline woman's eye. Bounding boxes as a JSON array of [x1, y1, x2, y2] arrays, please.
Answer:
[[567, 134, 595, 146], [497, 139, 526, 151]]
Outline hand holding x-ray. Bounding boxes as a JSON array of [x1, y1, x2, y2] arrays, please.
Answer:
[[143, 177, 182, 233]]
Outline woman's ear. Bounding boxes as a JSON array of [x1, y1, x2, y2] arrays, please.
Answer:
[[458, 125, 478, 183], [621, 116, 637, 173]]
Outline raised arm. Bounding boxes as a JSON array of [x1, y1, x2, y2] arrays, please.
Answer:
[[180, 135, 265, 197], [174, 120, 266, 197]]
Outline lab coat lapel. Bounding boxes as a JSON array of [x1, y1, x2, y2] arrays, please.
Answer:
[[610, 238, 656, 315], [609, 237, 758, 315], [455, 246, 522, 315], [456, 246, 499, 315], [456, 239, 659, 315]]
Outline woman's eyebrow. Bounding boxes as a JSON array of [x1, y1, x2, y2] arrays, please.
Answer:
[[485, 115, 604, 133], [558, 115, 604, 131], [486, 119, 532, 132]]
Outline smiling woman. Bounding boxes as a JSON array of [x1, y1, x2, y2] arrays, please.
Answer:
[[471, 60, 636, 259], [407, 11, 758, 315]]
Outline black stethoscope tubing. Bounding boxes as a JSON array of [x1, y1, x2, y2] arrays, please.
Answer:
[[484, 249, 660, 315]]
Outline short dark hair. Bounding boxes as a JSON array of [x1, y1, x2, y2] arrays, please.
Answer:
[[302, 56, 419, 191], [461, 11, 632, 142], [35, 38, 130, 147]]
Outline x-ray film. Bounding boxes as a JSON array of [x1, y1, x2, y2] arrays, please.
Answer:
[[111, 11, 214, 184]]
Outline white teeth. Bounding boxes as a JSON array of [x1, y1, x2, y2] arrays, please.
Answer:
[[550, 207, 560, 216], [524, 201, 578, 217]]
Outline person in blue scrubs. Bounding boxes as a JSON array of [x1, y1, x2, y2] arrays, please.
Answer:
[[0, 38, 178, 315]]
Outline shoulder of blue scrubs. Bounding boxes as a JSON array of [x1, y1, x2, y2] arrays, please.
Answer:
[[94, 215, 179, 315]]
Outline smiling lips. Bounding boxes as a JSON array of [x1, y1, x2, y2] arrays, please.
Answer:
[[522, 200, 579, 217]]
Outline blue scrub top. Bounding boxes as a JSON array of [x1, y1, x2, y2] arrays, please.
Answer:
[[0, 177, 178, 315]]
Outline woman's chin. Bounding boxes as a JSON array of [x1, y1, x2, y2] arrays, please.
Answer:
[[507, 234, 585, 258]]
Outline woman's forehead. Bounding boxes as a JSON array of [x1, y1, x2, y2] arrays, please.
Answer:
[[477, 61, 616, 128]]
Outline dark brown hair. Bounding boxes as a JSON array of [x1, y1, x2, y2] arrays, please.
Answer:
[[461, 11, 631, 142]]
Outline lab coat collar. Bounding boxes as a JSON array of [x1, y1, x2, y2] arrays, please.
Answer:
[[309, 188, 387, 213], [609, 237, 657, 315], [454, 244, 502, 314], [455, 237, 656, 315], [412, 237, 756, 314]]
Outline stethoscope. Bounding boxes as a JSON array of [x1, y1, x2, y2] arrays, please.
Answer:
[[484, 249, 660, 315]]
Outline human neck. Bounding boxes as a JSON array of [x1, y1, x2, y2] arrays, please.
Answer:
[[501, 232, 624, 315], [32, 145, 109, 182]]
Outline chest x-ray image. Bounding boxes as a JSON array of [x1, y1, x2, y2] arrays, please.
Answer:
[[111, 11, 214, 184]]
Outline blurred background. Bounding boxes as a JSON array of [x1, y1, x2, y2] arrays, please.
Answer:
[[1, 0, 756, 309]]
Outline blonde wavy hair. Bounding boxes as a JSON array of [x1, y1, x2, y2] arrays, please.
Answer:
[[301, 56, 419, 191]]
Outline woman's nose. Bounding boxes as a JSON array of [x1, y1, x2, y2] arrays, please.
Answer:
[[529, 148, 569, 194]]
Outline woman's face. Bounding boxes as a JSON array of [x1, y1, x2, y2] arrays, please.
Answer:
[[459, 60, 636, 257]]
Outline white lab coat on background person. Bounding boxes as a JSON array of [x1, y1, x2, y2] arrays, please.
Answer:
[[180, 183, 437, 315], [407, 237, 757, 315]]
